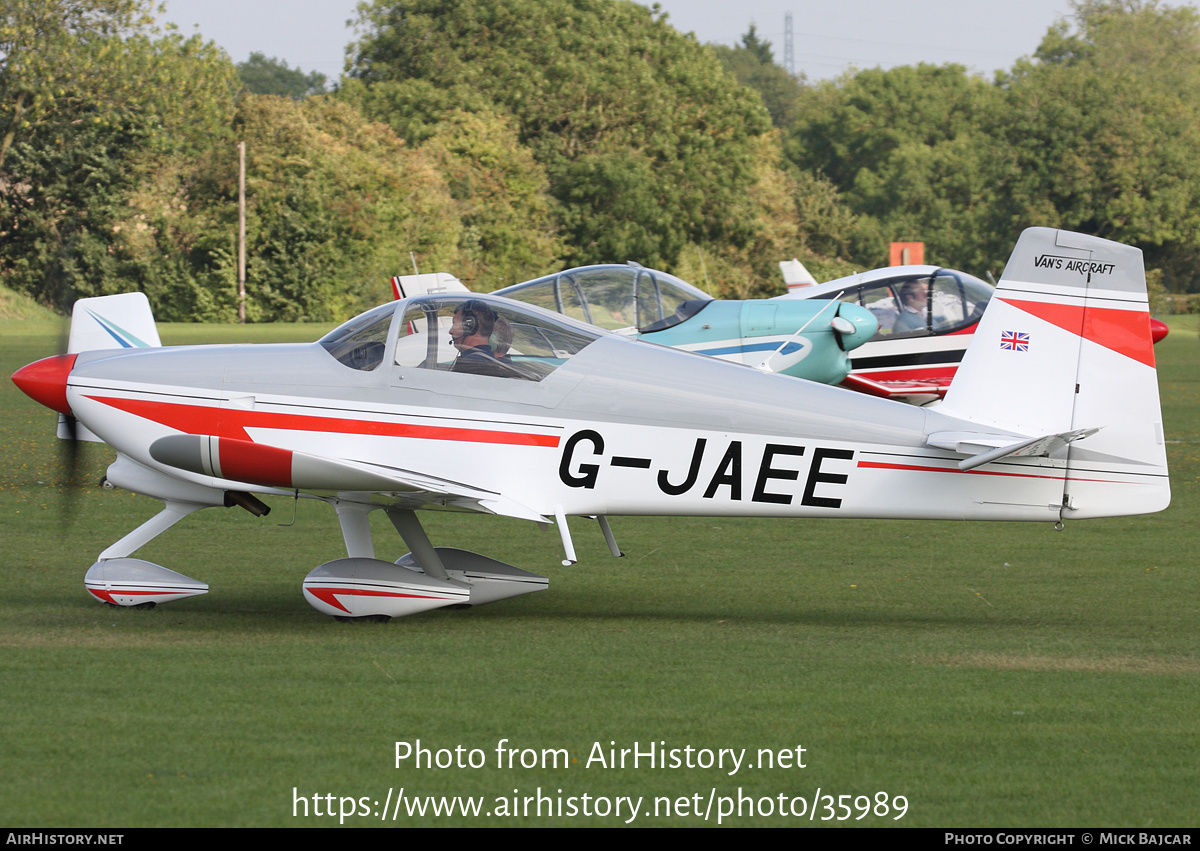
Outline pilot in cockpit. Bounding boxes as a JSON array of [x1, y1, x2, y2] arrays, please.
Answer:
[[892, 280, 929, 333], [449, 300, 512, 377]]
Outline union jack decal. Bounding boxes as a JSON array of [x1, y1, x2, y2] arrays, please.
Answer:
[[1000, 331, 1029, 352]]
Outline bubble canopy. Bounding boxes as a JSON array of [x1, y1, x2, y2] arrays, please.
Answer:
[[494, 264, 713, 334], [320, 295, 602, 380]]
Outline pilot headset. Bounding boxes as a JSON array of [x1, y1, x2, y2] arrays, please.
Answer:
[[458, 300, 496, 337]]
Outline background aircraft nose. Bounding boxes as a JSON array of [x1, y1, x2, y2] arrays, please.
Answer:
[[831, 301, 878, 350], [11, 354, 77, 415]]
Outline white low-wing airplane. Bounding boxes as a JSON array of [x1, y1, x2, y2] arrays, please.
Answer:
[[11, 228, 1170, 619]]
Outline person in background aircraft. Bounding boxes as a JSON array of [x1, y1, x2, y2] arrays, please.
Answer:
[[492, 316, 515, 367], [892, 280, 929, 334]]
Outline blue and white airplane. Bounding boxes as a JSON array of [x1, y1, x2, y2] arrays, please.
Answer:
[[491, 265, 878, 385], [395, 265, 879, 386]]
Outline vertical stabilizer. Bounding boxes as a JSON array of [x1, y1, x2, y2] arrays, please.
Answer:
[[390, 273, 469, 300], [779, 257, 818, 291], [68, 293, 161, 353], [938, 228, 1168, 517]]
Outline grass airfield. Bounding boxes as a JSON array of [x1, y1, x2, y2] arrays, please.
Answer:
[[2, 316, 1198, 827]]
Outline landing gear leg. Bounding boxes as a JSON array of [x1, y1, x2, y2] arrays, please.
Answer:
[[85, 500, 211, 607], [384, 507, 449, 579]]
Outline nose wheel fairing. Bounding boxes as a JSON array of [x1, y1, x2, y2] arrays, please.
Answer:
[[84, 558, 209, 607]]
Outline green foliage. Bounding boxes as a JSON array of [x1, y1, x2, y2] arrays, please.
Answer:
[[20, 0, 1200, 320], [230, 94, 568, 315], [996, 0, 1200, 289], [786, 1, 1200, 282], [710, 24, 806, 129], [786, 166, 864, 279], [418, 109, 564, 289], [1, 112, 152, 308], [0, 5, 242, 316], [0, 283, 57, 320], [0, 0, 861, 317], [335, 77, 468, 146], [232, 95, 460, 320], [674, 133, 836, 298], [788, 63, 1006, 272], [738, 22, 775, 65], [0, 0, 155, 169], [347, 0, 778, 272], [237, 52, 328, 99]]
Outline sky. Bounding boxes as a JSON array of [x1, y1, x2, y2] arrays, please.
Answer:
[[159, 0, 1074, 82]]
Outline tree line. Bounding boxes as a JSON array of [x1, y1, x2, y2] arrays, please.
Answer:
[[1, 0, 1196, 322]]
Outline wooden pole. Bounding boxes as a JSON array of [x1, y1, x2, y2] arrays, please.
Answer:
[[238, 141, 246, 324]]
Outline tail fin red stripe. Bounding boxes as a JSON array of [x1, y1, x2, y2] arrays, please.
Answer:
[[1003, 299, 1155, 368]]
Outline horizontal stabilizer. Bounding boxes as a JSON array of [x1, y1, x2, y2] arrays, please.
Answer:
[[58, 413, 104, 443], [928, 428, 1101, 471], [842, 373, 949, 402]]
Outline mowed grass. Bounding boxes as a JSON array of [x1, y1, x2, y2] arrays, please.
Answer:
[[1, 317, 1198, 827]]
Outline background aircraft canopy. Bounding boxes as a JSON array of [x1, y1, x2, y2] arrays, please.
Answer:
[[495, 264, 712, 334], [804, 268, 993, 340]]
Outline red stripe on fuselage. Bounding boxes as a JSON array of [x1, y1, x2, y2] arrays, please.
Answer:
[[1002, 298, 1155, 368], [858, 459, 1065, 481], [858, 459, 1125, 485], [84, 396, 561, 447]]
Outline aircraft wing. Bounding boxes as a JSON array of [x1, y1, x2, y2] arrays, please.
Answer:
[[148, 434, 550, 523]]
